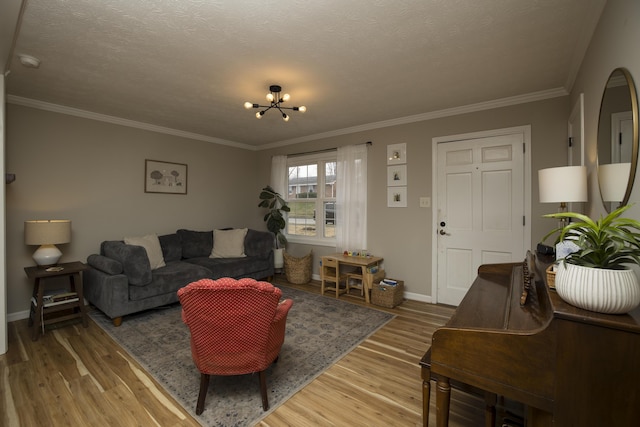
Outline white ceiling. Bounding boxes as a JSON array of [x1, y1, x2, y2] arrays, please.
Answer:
[[3, 0, 606, 149]]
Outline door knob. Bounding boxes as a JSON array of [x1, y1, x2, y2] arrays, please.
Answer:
[[439, 229, 450, 235]]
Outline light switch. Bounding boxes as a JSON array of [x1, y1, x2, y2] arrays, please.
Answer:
[[420, 197, 430, 208]]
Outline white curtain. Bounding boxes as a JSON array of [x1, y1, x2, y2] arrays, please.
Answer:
[[270, 155, 287, 196], [336, 145, 368, 253]]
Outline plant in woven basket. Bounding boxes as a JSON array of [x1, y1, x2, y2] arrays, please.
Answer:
[[542, 204, 640, 269], [258, 185, 290, 249]]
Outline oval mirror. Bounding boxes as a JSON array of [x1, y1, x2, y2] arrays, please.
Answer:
[[597, 68, 639, 212]]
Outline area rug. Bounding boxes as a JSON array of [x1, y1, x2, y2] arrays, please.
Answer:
[[89, 286, 394, 426]]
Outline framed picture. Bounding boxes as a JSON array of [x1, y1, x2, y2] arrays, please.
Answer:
[[145, 159, 188, 194], [387, 187, 407, 207], [387, 143, 406, 165], [387, 165, 407, 186]]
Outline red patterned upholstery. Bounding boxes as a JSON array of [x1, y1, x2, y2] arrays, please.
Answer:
[[178, 277, 293, 414]]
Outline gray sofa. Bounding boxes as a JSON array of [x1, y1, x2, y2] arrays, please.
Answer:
[[84, 228, 275, 326]]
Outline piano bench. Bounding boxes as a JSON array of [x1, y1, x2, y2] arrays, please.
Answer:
[[420, 348, 497, 427]]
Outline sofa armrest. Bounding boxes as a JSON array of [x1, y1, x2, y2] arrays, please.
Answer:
[[244, 229, 276, 258], [83, 267, 131, 319], [102, 240, 152, 285], [87, 254, 123, 275]]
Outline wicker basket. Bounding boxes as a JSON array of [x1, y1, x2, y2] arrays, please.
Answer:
[[372, 279, 404, 308], [546, 265, 556, 289], [283, 251, 312, 284]]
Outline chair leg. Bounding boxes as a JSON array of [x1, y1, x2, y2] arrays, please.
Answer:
[[196, 373, 210, 415], [258, 370, 269, 411]]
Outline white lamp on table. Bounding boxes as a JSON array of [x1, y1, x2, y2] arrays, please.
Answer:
[[538, 166, 588, 213], [24, 220, 71, 266]]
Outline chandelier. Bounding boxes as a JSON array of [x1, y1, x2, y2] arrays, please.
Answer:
[[244, 85, 307, 122]]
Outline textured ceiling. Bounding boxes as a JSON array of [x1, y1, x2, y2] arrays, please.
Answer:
[[4, 0, 606, 148]]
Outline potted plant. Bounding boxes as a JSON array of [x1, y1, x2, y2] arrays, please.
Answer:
[[542, 204, 640, 314], [258, 185, 290, 269]]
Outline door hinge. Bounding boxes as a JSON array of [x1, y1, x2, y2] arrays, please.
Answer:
[[523, 216, 526, 226], [568, 137, 574, 147], [523, 143, 526, 153], [620, 132, 623, 145]]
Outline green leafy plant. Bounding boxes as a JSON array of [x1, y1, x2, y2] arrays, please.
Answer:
[[542, 204, 640, 270], [258, 185, 290, 249]]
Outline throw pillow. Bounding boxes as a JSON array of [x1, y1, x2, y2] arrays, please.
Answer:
[[124, 234, 166, 270], [177, 229, 213, 258], [210, 228, 248, 258]]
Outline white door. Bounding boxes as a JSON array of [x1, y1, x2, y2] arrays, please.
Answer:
[[435, 132, 526, 306], [611, 111, 633, 163], [568, 93, 584, 167], [568, 94, 585, 213]]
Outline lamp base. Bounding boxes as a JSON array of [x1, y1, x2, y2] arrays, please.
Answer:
[[32, 244, 62, 266]]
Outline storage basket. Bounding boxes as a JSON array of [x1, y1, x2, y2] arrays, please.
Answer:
[[546, 264, 556, 289], [283, 251, 312, 284], [372, 279, 404, 308]]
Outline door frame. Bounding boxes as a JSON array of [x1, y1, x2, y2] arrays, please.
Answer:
[[430, 125, 532, 304]]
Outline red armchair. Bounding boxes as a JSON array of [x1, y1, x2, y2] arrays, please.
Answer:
[[177, 277, 293, 415]]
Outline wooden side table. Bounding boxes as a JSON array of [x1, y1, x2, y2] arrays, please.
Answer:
[[24, 261, 89, 341]]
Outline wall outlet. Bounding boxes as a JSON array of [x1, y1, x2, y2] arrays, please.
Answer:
[[419, 197, 430, 208]]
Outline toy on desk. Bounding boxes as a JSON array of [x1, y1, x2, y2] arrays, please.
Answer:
[[343, 250, 371, 258]]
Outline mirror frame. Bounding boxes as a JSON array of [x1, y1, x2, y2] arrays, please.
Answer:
[[597, 67, 639, 211]]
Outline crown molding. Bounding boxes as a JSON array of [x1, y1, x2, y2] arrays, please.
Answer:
[[6, 95, 257, 151], [8, 87, 568, 152], [262, 87, 569, 149]]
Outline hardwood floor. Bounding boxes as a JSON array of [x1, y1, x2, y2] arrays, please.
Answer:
[[0, 276, 488, 426]]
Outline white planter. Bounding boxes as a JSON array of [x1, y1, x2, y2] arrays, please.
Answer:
[[273, 248, 284, 269], [555, 263, 640, 314]]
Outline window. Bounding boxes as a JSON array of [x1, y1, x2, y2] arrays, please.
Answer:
[[286, 153, 337, 243]]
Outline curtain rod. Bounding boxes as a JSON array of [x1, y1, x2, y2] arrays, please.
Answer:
[[286, 141, 372, 158]]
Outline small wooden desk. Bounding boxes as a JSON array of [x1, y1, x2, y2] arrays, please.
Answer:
[[25, 261, 89, 341], [322, 254, 384, 303]]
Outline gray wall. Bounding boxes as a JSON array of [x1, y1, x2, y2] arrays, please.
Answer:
[[6, 0, 639, 317], [6, 104, 263, 317], [571, 0, 640, 220], [260, 96, 570, 300]]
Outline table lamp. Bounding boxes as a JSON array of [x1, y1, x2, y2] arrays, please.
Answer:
[[24, 220, 71, 266], [538, 166, 588, 213]]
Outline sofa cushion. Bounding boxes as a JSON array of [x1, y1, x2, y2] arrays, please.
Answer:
[[124, 234, 166, 270], [177, 229, 213, 259], [185, 256, 272, 279], [210, 228, 248, 258], [128, 261, 212, 301], [102, 240, 152, 286], [158, 233, 182, 262]]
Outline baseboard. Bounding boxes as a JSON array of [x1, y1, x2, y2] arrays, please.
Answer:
[[5, 275, 434, 321], [302, 273, 434, 304], [8, 309, 30, 322], [403, 291, 432, 303]]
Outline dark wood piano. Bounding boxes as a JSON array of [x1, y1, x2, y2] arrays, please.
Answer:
[[420, 256, 640, 426]]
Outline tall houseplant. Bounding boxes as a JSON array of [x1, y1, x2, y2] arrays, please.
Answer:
[[259, 186, 290, 268], [543, 204, 640, 313]]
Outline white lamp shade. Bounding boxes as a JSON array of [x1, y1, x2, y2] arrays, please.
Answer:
[[599, 162, 631, 202], [538, 166, 588, 203], [25, 220, 71, 245], [25, 220, 71, 266]]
